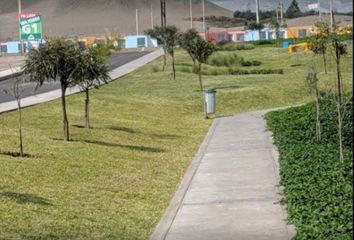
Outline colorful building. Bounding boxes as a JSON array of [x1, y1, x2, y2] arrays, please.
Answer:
[[125, 35, 158, 49], [286, 25, 316, 39]]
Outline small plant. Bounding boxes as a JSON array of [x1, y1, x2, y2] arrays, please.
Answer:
[[3, 66, 25, 157]]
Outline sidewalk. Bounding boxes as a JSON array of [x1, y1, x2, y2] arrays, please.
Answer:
[[150, 110, 296, 240], [0, 48, 163, 113]]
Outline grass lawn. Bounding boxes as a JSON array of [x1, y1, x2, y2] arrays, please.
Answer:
[[0, 44, 352, 239]]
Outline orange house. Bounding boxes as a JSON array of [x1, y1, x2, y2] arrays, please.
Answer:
[[286, 25, 316, 39]]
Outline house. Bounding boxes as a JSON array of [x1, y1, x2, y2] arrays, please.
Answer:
[[0, 40, 43, 54], [205, 31, 231, 44], [227, 27, 247, 43], [286, 25, 316, 39], [125, 35, 158, 49]]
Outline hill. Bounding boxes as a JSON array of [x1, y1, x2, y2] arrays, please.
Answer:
[[0, 0, 232, 41], [210, 0, 353, 13]]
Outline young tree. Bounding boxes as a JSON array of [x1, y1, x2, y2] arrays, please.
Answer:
[[269, 18, 281, 48], [178, 29, 202, 72], [188, 38, 215, 93], [306, 66, 321, 142], [145, 26, 168, 71], [24, 39, 81, 141], [164, 26, 180, 80], [74, 48, 110, 129], [3, 67, 25, 157], [146, 25, 180, 80], [285, 0, 302, 18], [329, 24, 348, 162], [308, 21, 330, 74]]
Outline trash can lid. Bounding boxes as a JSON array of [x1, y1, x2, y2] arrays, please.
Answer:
[[206, 88, 216, 93]]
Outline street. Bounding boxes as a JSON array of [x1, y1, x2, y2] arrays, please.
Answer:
[[0, 51, 150, 104]]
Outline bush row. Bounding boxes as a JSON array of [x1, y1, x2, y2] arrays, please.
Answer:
[[215, 43, 255, 51], [174, 65, 283, 76], [207, 52, 262, 67]]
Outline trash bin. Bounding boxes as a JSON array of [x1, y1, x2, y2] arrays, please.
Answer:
[[204, 88, 216, 115]]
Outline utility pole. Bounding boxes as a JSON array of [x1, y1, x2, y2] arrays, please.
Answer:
[[280, 0, 283, 26], [190, 0, 193, 29], [255, 0, 260, 24], [318, 0, 321, 19], [136, 8, 139, 35], [330, 0, 333, 32], [151, 1, 154, 28], [202, 0, 206, 34], [18, 0, 24, 55], [160, 0, 166, 27]]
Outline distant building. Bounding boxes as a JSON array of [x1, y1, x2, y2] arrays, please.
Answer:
[[125, 35, 158, 49]]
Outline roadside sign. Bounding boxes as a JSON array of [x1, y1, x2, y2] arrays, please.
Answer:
[[19, 12, 42, 41]]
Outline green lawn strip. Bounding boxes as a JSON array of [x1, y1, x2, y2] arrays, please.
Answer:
[[266, 97, 353, 240], [0, 46, 352, 239]]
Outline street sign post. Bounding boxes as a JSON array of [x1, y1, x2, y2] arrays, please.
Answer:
[[19, 12, 42, 41]]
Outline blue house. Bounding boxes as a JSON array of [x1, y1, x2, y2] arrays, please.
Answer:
[[246, 30, 260, 41], [1, 40, 44, 54], [125, 35, 157, 49]]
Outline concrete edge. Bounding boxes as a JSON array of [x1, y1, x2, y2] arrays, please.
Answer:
[[149, 119, 220, 240]]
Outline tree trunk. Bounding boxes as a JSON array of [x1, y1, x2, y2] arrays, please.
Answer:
[[163, 48, 167, 71], [172, 51, 176, 80], [315, 88, 321, 142], [84, 88, 90, 129], [334, 41, 344, 162], [61, 85, 70, 141], [17, 99, 24, 157], [198, 63, 207, 119], [198, 63, 203, 92], [335, 42, 343, 103], [322, 52, 328, 74], [337, 99, 344, 162]]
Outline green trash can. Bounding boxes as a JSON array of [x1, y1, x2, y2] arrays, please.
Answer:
[[204, 88, 216, 114]]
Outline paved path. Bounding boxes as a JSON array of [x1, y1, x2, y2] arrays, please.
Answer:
[[151, 110, 296, 240], [0, 48, 163, 113]]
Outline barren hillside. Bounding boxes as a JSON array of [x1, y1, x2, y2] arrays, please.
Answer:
[[0, 0, 232, 41]]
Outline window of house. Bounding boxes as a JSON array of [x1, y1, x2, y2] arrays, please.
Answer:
[[1, 45, 7, 53], [298, 29, 307, 38], [236, 33, 245, 42], [137, 37, 146, 47], [260, 31, 267, 40], [217, 34, 225, 42]]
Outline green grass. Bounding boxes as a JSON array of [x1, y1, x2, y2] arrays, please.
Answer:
[[266, 96, 353, 239], [0, 44, 352, 239]]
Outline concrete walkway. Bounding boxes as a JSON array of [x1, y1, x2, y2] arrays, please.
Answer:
[[0, 48, 163, 113], [150, 110, 296, 240]]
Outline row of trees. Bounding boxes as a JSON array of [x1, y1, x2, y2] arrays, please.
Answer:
[[18, 39, 110, 146], [306, 21, 349, 162], [145, 26, 215, 91]]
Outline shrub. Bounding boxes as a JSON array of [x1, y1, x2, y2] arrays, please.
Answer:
[[266, 96, 353, 239], [207, 52, 243, 67], [215, 43, 255, 51]]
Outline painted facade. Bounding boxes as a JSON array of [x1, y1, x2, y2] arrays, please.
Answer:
[[286, 25, 315, 39], [125, 35, 158, 49]]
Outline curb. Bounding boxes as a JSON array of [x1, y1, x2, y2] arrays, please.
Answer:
[[149, 119, 219, 240]]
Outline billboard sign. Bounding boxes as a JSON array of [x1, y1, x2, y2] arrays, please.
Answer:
[[19, 12, 42, 41]]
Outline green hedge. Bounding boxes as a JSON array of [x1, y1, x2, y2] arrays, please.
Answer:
[[266, 96, 353, 240]]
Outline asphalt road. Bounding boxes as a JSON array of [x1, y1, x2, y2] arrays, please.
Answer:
[[0, 51, 150, 104]]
